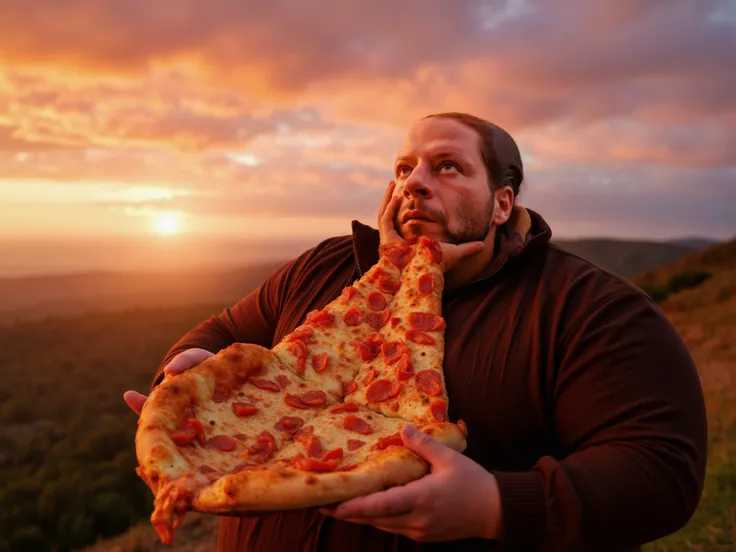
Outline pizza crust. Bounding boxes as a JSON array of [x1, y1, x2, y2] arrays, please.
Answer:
[[193, 422, 466, 513], [136, 344, 274, 489]]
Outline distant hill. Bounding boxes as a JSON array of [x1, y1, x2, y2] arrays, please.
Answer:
[[551, 237, 712, 278], [0, 238, 714, 324], [0, 262, 285, 324]]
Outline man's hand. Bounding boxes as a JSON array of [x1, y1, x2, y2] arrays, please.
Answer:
[[320, 425, 503, 543], [123, 348, 214, 415], [377, 180, 485, 273]]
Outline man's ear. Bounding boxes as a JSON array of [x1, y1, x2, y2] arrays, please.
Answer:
[[492, 186, 514, 226]]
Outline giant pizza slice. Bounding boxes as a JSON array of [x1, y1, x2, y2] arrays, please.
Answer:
[[133, 236, 467, 544]]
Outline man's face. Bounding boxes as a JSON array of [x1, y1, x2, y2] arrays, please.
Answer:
[[392, 117, 493, 245]]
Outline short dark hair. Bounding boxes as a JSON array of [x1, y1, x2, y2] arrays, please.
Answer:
[[422, 112, 524, 198]]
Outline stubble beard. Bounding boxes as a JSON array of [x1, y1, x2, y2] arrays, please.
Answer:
[[395, 197, 494, 245]]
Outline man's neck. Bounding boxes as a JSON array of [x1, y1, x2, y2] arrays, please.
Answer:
[[444, 225, 498, 292]]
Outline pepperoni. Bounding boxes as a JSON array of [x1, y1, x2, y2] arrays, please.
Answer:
[[323, 448, 344, 462], [339, 286, 358, 304], [406, 329, 435, 345], [419, 236, 442, 264], [275, 375, 290, 389], [347, 439, 366, 451], [367, 292, 387, 311], [343, 379, 357, 396], [306, 309, 335, 328], [300, 390, 328, 406], [365, 379, 402, 402], [287, 325, 316, 344], [331, 402, 359, 413], [307, 435, 324, 458], [416, 370, 442, 396], [353, 338, 380, 361], [343, 414, 374, 435], [284, 393, 309, 409], [171, 426, 196, 446], [384, 242, 414, 269], [274, 416, 304, 432], [186, 418, 204, 434], [363, 368, 377, 386], [378, 277, 397, 295], [366, 309, 391, 330], [212, 384, 232, 403], [418, 274, 435, 296], [382, 341, 407, 365], [396, 354, 414, 381], [208, 434, 238, 452], [199, 465, 217, 475], [343, 307, 362, 326], [184, 418, 206, 446], [292, 451, 342, 472], [374, 432, 404, 450], [312, 352, 329, 373], [390, 317, 401, 328], [294, 425, 314, 443], [232, 402, 259, 417], [247, 431, 276, 463], [431, 400, 448, 422], [233, 433, 248, 441], [250, 378, 281, 392], [286, 340, 309, 375], [409, 312, 446, 331]]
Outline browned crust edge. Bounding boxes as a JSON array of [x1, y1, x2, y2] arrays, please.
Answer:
[[135, 343, 275, 492], [191, 421, 467, 513]]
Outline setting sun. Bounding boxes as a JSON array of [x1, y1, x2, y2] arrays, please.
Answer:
[[153, 212, 181, 236]]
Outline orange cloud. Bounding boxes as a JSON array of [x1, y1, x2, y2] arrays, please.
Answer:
[[0, 0, 733, 241]]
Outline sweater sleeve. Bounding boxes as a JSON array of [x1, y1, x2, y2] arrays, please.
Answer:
[[151, 251, 310, 389], [491, 290, 708, 551]]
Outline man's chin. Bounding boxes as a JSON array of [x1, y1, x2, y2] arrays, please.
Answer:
[[400, 221, 445, 242]]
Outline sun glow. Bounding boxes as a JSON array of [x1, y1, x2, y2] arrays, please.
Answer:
[[153, 212, 181, 236]]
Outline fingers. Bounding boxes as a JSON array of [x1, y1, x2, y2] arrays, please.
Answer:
[[401, 425, 456, 466], [164, 348, 214, 376], [439, 241, 485, 272], [123, 390, 148, 415], [377, 180, 396, 227], [452, 241, 485, 259], [379, 183, 403, 246], [330, 482, 418, 519]]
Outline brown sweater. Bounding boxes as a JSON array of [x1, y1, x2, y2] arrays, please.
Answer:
[[154, 208, 707, 552]]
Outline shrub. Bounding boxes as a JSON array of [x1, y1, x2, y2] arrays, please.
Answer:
[[642, 284, 670, 304], [667, 270, 712, 294]]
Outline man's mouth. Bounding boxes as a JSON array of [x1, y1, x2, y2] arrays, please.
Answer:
[[401, 210, 434, 224]]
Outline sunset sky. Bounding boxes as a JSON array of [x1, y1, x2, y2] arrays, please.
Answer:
[[1, 0, 734, 253]]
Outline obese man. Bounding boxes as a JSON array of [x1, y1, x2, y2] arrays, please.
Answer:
[[124, 112, 707, 551]]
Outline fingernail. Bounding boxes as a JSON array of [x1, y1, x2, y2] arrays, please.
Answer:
[[403, 425, 417, 438]]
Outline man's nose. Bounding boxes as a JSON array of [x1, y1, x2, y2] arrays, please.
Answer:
[[402, 165, 434, 200]]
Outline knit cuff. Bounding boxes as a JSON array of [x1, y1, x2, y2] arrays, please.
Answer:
[[492, 470, 546, 551]]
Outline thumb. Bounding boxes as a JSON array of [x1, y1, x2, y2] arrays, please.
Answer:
[[401, 425, 455, 466], [455, 241, 485, 258], [164, 348, 213, 375]]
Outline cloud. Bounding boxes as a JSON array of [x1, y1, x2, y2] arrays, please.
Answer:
[[0, 0, 733, 240]]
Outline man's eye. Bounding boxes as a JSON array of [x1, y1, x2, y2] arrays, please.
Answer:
[[437, 161, 460, 173], [396, 165, 412, 177]]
